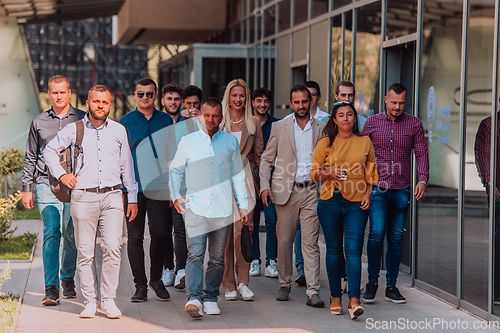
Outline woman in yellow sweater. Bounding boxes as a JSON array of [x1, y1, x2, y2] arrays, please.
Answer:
[[310, 101, 378, 320]]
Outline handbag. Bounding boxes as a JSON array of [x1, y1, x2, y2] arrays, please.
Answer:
[[241, 224, 253, 263]]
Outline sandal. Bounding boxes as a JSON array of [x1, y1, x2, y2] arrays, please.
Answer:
[[329, 297, 343, 315], [348, 297, 364, 320]]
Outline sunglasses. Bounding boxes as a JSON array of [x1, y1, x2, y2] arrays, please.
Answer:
[[137, 91, 155, 99], [333, 101, 354, 107]]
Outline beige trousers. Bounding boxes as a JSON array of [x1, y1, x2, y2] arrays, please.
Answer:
[[275, 185, 321, 297], [222, 214, 254, 292], [70, 189, 124, 304]]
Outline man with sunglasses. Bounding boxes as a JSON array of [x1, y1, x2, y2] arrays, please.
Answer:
[[119, 78, 174, 303]]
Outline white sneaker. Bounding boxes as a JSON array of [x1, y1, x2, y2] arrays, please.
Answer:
[[174, 269, 186, 289], [341, 277, 348, 294], [162, 268, 175, 287], [101, 299, 121, 319], [224, 290, 237, 301], [249, 259, 261, 276], [265, 260, 278, 278], [237, 283, 254, 301], [79, 302, 97, 318], [203, 301, 221, 315], [185, 299, 203, 318]]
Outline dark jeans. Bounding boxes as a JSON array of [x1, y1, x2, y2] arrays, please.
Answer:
[[126, 192, 172, 286], [317, 190, 368, 298], [494, 199, 500, 294], [294, 220, 304, 268], [251, 199, 278, 265], [164, 205, 188, 273], [367, 187, 410, 288]]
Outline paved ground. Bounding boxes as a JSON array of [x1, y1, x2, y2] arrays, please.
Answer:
[[2, 219, 498, 332]]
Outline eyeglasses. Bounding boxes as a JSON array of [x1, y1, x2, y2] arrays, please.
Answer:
[[333, 101, 354, 107], [137, 91, 155, 99]]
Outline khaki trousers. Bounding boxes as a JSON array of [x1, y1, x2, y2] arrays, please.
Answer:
[[222, 214, 254, 292], [275, 185, 321, 297], [70, 189, 124, 304]]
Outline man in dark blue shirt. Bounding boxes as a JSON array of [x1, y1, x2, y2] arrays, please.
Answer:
[[119, 78, 174, 303], [249, 87, 280, 279]]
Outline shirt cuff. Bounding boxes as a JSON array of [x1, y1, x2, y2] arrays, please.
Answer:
[[127, 191, 137, 203], [22, 184, 32, 192]]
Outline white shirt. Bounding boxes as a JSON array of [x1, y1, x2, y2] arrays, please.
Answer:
[[313, 107, 330, 122], [169, 128, 248, 219], [293, 114, 314, 182], [232, 131, 242, 145]]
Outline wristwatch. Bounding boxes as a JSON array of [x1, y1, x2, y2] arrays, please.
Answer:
[[420, 181, 428, 186]]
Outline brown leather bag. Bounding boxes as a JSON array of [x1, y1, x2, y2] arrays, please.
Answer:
[[48, 120, 84, 203]]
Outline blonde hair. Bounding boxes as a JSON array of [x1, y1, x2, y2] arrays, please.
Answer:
[[221, 79, 256, 135]]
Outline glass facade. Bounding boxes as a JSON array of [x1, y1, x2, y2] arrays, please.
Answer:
[[158, 0, 500, 320]]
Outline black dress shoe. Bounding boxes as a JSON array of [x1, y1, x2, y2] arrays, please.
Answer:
[[42, 285, 59, 306], [306, 294, 324, 307], [131, 286, 148, 302], [149, 280, 170, 301], [61, 277, 77, 298], [276, 286, 291, 301]]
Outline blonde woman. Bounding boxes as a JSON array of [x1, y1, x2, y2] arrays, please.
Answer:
[[221, 79, 264, 301]]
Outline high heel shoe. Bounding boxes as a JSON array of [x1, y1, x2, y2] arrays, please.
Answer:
[[329, 297, 343, 315], [348, 297, 364, 320]]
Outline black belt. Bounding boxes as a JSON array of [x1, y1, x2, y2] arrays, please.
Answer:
[[79, 185, 122, 193], [293, 181, 316, 188]]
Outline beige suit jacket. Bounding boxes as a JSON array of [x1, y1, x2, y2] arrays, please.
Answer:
[[259, 115, 325, 205]]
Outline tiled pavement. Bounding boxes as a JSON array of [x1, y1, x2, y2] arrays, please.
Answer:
[[2, 219, 498, 332]]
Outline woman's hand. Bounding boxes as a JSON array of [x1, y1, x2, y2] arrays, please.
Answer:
[[315, 168, 347, 182], [360, 191, 371, 210]]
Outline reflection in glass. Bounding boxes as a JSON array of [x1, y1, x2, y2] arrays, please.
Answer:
[[355, 2, 382, 117], [330, 15, 342, 111], [294, 0, 309, 26], [278, 0, 291, 32], [386, 0, 417, 40], [344, 11, 353, 81], [464, 0, 494, 311], [263, 5, 276, 38], [312, 0, 329, 18], [417, 0, 463, 297]]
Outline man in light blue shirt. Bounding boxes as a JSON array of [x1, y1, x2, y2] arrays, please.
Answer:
[[44, 85, 138, 319], [169, 97, 248, 318]]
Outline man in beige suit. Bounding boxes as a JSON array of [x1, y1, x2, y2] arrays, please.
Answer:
[[260, 84, 325, 307]]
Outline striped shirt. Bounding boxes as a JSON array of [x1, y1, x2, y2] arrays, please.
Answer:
[[474, 114, 500, 189], [361, 111, 429, 189]]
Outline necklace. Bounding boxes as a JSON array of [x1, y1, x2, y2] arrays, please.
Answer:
[[231, 117, 244, 124]]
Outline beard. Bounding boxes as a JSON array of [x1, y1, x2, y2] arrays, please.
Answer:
[[166, 106, 181, 116], [294, 108, 310, 119], [89, 107, 109, 121]]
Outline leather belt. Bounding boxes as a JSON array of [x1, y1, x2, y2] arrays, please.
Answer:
[[293, 181, 316, 188], [79, 185, 122, 194]]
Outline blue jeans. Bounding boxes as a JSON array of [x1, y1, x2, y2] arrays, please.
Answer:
[[317, 190, 368, 298], [36, 183, 77, 289], [294, 219, 304, 268], [251, 199, 278, 265], [185, 216, 229, 302], [367, 187, 410, 288]]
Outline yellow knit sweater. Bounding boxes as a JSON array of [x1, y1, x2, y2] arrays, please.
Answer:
[[310, 135, 378, 202]]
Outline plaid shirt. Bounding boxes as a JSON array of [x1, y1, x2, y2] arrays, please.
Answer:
[[361, 111, 429, 189], [474, 114, 500, 189]]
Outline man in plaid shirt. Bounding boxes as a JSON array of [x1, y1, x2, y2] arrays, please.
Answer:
[[361, 83, 429, 304]]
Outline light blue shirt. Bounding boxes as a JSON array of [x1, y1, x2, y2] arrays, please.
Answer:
[[44, 115, 138, 203], [169, 127, 248, 219]]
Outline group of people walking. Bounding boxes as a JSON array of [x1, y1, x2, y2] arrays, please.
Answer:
[[21, 73, 429, 321]]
